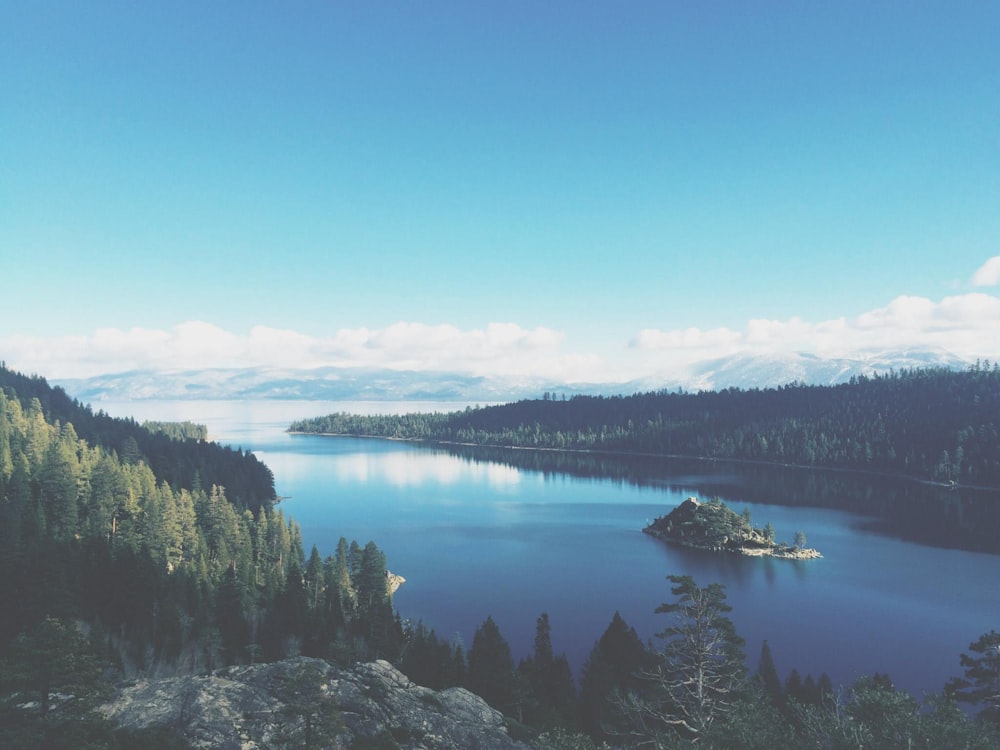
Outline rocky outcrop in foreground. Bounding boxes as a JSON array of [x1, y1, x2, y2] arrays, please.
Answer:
[[102, 657, 528, 750]]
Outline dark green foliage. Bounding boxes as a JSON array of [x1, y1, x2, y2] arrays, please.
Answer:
[[784, 668, 836, 710], [263, 564, 309, 659], [268, 660, 343, 749], [846, 675, 920, 747], [946, 629, 1000, 725], [578, 611, 652, 741], [785, 669, 804, 704], [588, 580, 748, 747], [347, 542, 404, 662], [649, 575, 746, 739], [517, 613, 578, 729], [0, 366, 403, 704], [0, 365, 275, 513], [698, 687, 798, 750], [915, 692, 1000, 750], [0, 617, 115, 749], [645, 496, 800, 552], [790, 675, 999, 750], [357, 541, 389, 614], [1, 617, 108, 720], [755, 640, 783, 708], [215, 567, 250, 662], [687, 675, 1000, 750], [142, 421, 208, 442], [467, 616, 518, 716], [398, 622, 465, 690]]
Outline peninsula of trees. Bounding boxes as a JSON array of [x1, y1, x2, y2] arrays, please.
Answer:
[[290, 365, 1000, 488], [644, 497, 821, 559]]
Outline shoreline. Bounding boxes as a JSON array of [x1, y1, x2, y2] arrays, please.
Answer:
[[286, 431, 999, 495], [650, 534, 823, 560]]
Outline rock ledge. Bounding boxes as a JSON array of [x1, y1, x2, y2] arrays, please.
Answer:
[[102, 656, 527, 750]]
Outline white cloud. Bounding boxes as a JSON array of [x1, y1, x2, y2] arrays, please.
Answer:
[[972, 256, 1000, 287], [0, 320, 583, 381], [4, 291, 999, 386], [631, 292, 1000, 366], [631, 326, 741, 351]]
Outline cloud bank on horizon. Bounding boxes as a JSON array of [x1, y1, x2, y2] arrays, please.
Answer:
[[4, 258, 998, 384]]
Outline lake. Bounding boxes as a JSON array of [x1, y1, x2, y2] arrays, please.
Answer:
[[99, 399, 1000, 700]]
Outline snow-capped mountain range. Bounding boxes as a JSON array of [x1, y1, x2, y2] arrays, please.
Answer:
[[54, 349, 976, 404]]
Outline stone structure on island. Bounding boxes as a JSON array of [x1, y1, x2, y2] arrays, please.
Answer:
[[643, 496, 822, 559]]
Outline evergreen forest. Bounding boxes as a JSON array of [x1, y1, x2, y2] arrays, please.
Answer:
[[2, 363, 998, 749], [291, 365, 1000, 488], [0, 365, 403, 747]]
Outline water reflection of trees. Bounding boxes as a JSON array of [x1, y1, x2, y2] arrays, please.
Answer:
[[442, 445, 1000, 555]]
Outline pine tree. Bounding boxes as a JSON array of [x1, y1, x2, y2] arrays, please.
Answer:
[[519, 613, 577, 729], [0, 617, 111, 740], [356, 541, 388, 615], [215, 567, 249, 664], [947, 630, 1000, 725], [785, 669, 804, 704], [38, 427, 80, 541], [270, 660, 342, 749], [756, 640, 783, 708], [0, 390, 13, 483], [467, 616, 517, 716], [579, 611, 651, 741], [626, 575, 746, 742]]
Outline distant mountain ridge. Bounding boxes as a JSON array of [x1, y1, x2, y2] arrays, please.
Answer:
[[646, 348, 974, 393], [54, 348, 975, 402]]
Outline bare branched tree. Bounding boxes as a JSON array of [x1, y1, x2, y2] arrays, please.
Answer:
[[616, 575, 747, 745]]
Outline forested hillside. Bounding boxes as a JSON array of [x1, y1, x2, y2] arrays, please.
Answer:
[[0, 365, 273, 513], [0, 365, 403, 747], [291, 365, 1000, 487]]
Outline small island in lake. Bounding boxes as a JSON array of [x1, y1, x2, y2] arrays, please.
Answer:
[[644, 497, 822, 559]]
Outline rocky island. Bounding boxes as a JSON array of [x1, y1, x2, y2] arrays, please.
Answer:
[[643, 497, 822, 559]]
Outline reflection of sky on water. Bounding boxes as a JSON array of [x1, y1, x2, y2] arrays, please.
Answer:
[[259, 446, 523, 495], [327, 450, 521, 488]]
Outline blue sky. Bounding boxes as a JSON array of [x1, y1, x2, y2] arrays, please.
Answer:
[[2, 2, 999, 383]]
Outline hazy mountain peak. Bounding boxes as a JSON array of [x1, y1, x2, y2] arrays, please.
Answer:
[[54, 348, 974, 404]]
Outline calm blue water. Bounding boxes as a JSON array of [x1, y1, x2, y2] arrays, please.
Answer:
[[101, 399, 1000, 699]]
